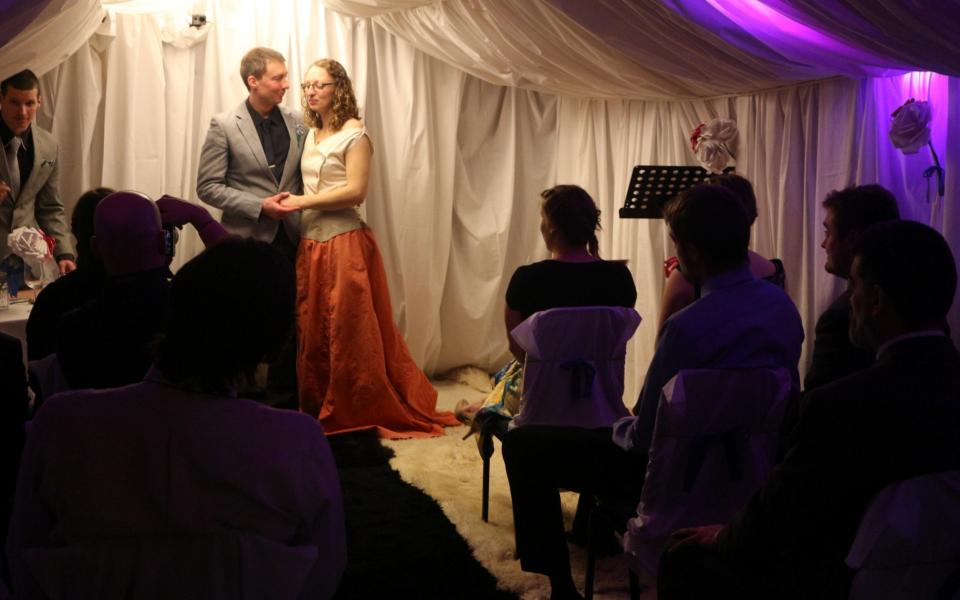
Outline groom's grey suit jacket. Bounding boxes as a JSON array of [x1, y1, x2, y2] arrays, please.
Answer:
[[196, 102, 303, 243], [0, 125, 73, 261]]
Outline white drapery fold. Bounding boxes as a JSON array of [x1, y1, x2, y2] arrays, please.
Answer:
[[0, 0, 105, 82], [319, 0, 960, 100], [30, 1, 957, 406]]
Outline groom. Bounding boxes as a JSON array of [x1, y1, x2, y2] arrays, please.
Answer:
[[197, 46, 303, 408]]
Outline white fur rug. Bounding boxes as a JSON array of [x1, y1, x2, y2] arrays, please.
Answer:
[[383, 377, 652, 600]]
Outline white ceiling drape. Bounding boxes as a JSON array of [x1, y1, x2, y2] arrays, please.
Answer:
[[323, 0, 960, 99], [0, 0, 104, 81]]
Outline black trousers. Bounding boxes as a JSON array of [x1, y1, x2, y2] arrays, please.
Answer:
[[501, 426, 647, 577], [266, 226, 299, 409]]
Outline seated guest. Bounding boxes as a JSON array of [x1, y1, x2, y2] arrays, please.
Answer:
[[803, 184, 900, 392], [502, 184, 803, 600], [54, 192, 226, 390], [659, 220, 960, 600], [455, 184, 637, 425], [657, 173, 784, 336], [26, 188, 113, 361], [0, 332, 28, 583], [6, 238, 346, 600]]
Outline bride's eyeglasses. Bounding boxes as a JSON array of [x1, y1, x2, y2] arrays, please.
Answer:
[[301, 81, 335, 92]]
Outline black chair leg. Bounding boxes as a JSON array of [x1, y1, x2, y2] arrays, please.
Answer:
[[481, 451, 490, 522], [628, 569, 641, 600], [480, 426, 495, 522], [584, 501, 598, 600]]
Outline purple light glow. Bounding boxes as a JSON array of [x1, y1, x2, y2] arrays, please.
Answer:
[[676, 0, 903, 74]]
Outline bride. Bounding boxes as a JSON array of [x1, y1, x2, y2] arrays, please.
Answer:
[[281, 59, 457, 438]]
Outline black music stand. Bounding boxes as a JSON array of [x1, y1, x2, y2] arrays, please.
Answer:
[[619, 165, 717, 219]]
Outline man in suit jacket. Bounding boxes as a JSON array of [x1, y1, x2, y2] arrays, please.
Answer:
[[659, 220, 960, 600], [197, 47, 302, 248], [197, 47, 303, 408], [803, 184, 900, 392], [0, 70, 75, 273]]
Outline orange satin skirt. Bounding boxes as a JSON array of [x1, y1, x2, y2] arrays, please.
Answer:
[[296, 227, 458, 439]]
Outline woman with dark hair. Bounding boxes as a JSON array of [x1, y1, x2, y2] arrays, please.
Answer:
[[456, 184, 637, 424], [281, 59, 456, 438], [657, 173, 784, 336]]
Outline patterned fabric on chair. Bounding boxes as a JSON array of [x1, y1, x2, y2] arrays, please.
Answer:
[[624, 367, 793, 576], [846, 471, 960, 600], [509, 306, 641, 430]]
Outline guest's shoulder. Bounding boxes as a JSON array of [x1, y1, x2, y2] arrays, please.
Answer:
[[513, 260, 549, 276], [599, 259, 633, 276], [213, 102, 245, 123], [241, 400, 330, 443], [38, 384, 137, 420], [30, 124, 56, 146]]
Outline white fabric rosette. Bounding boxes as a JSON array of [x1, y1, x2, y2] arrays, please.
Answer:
[[888, 99, 931, 154], [7, 226, 58, 285], [693, 118, 738, 173]]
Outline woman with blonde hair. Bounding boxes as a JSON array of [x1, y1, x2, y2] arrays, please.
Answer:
[[282, 59, 456, 438]]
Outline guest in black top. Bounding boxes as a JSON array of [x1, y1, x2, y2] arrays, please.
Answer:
[[455, 184, 636, 424], [504, 185, 636, 360]]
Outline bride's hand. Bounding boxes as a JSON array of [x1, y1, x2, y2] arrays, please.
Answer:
[[279, 194, 305, 209], [263, 192, 299, 219]]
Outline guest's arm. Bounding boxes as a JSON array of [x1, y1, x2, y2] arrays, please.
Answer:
[[283, 132, 371, 211], [628, 320, 691, 453], [33, 142, 76, 272], [156, 195, 229, 247], [505, 306, 525, 362], [657, 266, 695, 338]]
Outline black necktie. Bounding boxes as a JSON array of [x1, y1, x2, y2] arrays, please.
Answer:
[[5, 137, 21, 199], [260, 119, 276, 170]]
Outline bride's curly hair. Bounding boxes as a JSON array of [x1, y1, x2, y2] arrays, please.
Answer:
[[302, 59, 360, 132]]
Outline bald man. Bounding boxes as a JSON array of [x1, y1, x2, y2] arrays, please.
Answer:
[[53, 192, 226, 391]]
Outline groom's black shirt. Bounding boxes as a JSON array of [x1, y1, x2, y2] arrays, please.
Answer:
[[245, 101, 289, 185]]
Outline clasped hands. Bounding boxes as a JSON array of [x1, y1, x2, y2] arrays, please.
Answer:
[[263, 192, 301, 219]]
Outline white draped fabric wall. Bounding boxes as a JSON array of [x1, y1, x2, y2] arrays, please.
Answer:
[[4, 0, 958, 404]]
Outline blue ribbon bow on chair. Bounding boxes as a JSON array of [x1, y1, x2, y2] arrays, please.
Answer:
[[682, 428, 746, 492], [560, 359, 596, 400]]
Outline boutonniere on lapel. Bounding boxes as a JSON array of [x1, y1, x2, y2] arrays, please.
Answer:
[[295, 123, 306, 148]]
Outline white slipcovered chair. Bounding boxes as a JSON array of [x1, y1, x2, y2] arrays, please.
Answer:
[[625, 367, 792, 574], [478, 305, 641, 521], [510, 306, 641, 429], [846, 471, 960, 600], [584, 366, 793, 599]]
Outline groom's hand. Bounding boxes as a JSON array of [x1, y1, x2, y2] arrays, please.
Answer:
[[262, 192, 297, 219]]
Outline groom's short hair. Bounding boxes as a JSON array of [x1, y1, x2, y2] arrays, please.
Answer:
[[240, 47, 286, 90]]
